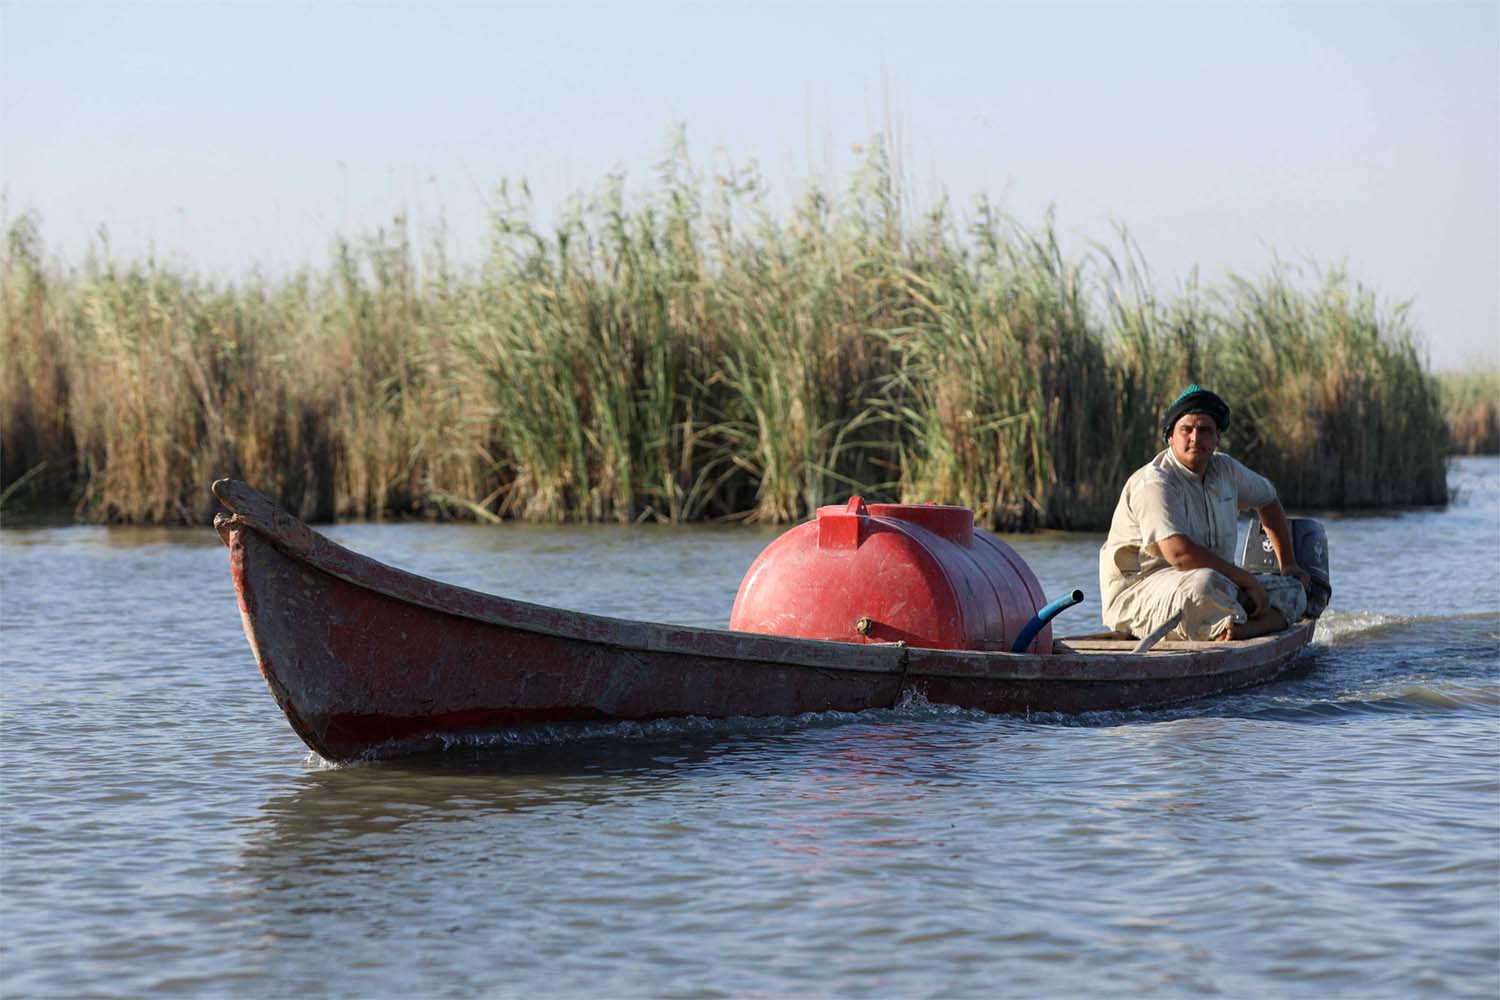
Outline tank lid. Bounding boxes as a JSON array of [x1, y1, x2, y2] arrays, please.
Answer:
[[813, 498, 974, 547], [868, 503, 973, 545]]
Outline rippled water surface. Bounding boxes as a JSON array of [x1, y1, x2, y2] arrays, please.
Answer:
[[3, 459, 1497, 998]]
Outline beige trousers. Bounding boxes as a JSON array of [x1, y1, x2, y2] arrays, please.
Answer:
[[1110, 568, 1308, 641]]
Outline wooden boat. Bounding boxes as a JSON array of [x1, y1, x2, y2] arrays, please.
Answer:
[[213, 479, 1317, 762]]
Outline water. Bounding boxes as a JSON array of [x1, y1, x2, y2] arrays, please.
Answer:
[[3, 458, 1496, 998]]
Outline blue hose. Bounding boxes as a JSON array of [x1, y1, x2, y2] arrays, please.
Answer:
[[1011, 590, 1085, 653]]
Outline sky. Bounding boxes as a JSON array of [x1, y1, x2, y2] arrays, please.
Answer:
[[2, 0, 1496, 367]]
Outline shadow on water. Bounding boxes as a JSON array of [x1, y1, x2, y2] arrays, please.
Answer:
[[242, 710, 1050, 866], [234, 735, 739, 907], [233, 720, 1020, 934], [249, 735, 726, 841]]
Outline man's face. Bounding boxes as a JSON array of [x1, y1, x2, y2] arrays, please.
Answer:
[[1170, 412, 1219, 473]]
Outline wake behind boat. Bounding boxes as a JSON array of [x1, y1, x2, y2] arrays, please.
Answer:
[[213, 479, 1318, 761]]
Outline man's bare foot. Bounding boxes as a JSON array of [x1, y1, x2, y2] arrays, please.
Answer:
[[1221, 609, 1289, 641]]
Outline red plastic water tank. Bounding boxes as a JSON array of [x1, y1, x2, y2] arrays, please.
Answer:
[[729, 497, 1053, 653]]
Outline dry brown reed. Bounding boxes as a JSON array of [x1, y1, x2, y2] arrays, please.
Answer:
[[1439, 367, 1500, 455]]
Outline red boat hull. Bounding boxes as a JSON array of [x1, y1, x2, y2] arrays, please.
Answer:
[[214, 480, 1316, 762]]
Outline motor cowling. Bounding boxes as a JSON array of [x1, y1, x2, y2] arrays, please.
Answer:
[[1239, 515, 1333, 618], [729, 497, 1054, 652]]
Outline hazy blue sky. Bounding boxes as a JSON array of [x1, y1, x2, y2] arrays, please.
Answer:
[[3, 1, 1496, 366]]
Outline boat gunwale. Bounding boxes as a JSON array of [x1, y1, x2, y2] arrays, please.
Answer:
[[213, 479, 1314, 684]]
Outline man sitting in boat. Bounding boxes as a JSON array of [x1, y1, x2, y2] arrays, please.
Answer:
[[1099, 385, 1311, 642]]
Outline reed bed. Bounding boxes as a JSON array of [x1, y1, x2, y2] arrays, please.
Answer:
[[1438, 368, 1500, 455], [0, 145, 1454, 527]]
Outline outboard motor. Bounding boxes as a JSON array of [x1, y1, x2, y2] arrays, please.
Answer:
[[1240, 515, 1332, 617]]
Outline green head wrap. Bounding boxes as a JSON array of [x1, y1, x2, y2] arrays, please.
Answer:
[[1161, 384, 1230, 443]]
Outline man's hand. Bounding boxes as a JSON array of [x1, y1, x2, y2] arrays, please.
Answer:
[[1237, 572, 1269, 618], [1282, 561, 1312, 592]]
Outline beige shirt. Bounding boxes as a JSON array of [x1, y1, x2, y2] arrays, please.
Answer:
[[1099, 448, 1277, 624]]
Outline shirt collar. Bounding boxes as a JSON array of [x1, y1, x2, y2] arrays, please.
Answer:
[[1162, 446, 1214, 483]]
